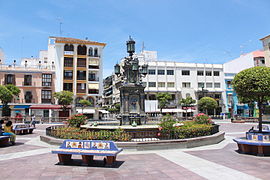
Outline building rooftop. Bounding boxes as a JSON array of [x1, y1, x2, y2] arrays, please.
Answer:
[[260, 34, 270, 41], [252, 50, 264, 58], [49, 36, 106, 47]]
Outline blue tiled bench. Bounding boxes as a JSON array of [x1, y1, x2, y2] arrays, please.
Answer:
[[0, 136, 10, 146], [52, 140, 123, 166], [13, 124, 35, 135]]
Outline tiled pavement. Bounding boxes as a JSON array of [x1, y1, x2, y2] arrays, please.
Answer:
[[0, 122, 268, 180]]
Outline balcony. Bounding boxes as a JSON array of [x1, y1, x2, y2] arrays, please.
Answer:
[[42, 99, 52, 104], [77, 58, 86, 67], [88, 89, 99, 94], [64, 76, 73, 80], [23, 81, 34, 86], [64, 51, 74, 55], [88, 77, 99, 81], [88, 65, 99, 69], [77, 76, 86, 80], [42, 82, 52, 87], [77, 89, 86, 93]]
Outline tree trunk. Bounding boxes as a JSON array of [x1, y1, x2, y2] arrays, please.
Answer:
[[258, 101, 263, 133], [185, 109, 188, 121], [205, 109, 208, 115]]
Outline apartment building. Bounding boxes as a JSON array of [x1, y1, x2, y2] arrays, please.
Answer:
[[47, 37, 106, 119], [0, 64, 55, 118]]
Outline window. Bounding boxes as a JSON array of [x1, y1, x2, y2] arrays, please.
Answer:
[[63, 83, 73, 91], [77, 71, 86, 80], [214, 71, 220, 76], [148, 82, 156, 87], [64, 71, 73, 80], [42, 74, 52, 86], [25, 91, 32, 103], [148, 69, 156, 75], [64, 44, 74, 51], [94, 48, 98, 57], [77, 83, 86, 93], [41, 90, 52, 103], [24, 75, 32, 86], [182, 82, 191, 88], [64, 57, 73, 67], [206, 71, 212, 76], [167, 82, 175, 87], [197, 71, 204, 76], [77, 58, 86, 67], [198, 82, 204, 88], [87, 97, 95, 107], [88, 47, 93, 56], [214, 83, 221, 88], [227, 81, 232, 88], [158, 82, 165, 87], [157, 70, 165, 75], [88, 73, 96, 81], [182, 70, 190, 76], [167, 70, 174, 75], [186, 93, 191, 97], [5, 74, 15, 85], [77, 45, 87, 55], [206, 83, 212, 88], [75, 97, 84, 107]]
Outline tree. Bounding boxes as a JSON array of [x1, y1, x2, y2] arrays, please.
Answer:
[[0, 85, 20, 116], [232, 66, 270, 132], [54, 91, 74, 114], [157, 92, 172, 113], [179, 96, 196, 120], [198, 97, 218, 115], [79, 99, 92, 113]]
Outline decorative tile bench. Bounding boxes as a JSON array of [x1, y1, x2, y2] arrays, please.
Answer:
[[13, 124, 35, 135], [0, 136, 10, 146], [52, 140, 123, 166]]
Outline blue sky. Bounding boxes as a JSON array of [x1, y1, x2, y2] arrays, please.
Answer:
[[0, 0, 270, 77]]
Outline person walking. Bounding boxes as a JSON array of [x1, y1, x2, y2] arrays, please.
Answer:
[[31, 115, 36, 128]]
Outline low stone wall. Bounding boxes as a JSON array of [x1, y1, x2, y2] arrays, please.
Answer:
[[40, 131, 225, 151]]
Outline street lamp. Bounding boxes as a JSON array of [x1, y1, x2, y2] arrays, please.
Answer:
[[126, 36, 135, 56], [114, 64, 120, 75]]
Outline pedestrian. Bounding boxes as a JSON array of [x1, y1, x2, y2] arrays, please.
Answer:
[[0, 119, 4, 135], [31, 115, 36, 128], [3, 120, 16, 145]]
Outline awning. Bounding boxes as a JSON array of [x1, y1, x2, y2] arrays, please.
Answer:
[[0, 105, 31, 109], [30, 105, 71, 109], [88, 83, 99, 89], [99, 109, 109, 114], [76, 108, 95, 114]]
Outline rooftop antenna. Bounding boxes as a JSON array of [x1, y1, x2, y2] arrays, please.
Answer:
[[142, 41, 145, 52], [57, 17, 63, 36]]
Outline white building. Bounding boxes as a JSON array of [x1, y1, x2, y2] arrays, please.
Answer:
[[47, 37, 106, 119], [109, 50, 226, 117]]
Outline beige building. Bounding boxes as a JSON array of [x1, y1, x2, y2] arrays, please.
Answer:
[[260, 35, 270, 67], [0, 65, 56, 119]]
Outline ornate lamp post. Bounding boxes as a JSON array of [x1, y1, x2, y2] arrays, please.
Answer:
[[114, 36, 148, 125]]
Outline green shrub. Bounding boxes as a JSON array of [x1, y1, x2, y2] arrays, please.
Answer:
[[68, 114, 87, 127], [193, 113, 212, 124], [177, 124, 212, 139], [55, 127, 131, 141]]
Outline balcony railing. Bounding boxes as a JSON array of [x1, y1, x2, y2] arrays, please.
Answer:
[[64, 76, 73, 80], [77, 89, 86, 93], [88, 77, 99, 81], [88, 89, 99, 94], [77, 76, 86, 80], [88, 65, 99, 69], [42, 99, 52, 104], [64, 51, 74, 55]]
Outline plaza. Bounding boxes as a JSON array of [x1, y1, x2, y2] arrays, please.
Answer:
[[0, 121, 269, 180]]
